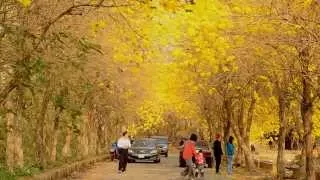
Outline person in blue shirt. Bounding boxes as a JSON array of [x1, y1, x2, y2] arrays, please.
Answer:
[[226, 136, 235, 175]]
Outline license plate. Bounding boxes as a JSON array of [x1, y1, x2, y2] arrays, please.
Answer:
[[138, 154, 145, 158]]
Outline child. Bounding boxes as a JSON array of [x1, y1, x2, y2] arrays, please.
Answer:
[[194, 150, 205, 178]]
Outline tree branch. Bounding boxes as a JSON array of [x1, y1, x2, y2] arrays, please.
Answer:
[[0, 79, 16, 106], [36, 2, 133, 49]]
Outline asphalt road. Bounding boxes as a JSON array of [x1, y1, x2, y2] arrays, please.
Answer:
[[67, 153, 232, 180]]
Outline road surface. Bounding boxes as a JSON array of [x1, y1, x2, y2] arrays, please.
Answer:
[[68, 154, 233, 180]]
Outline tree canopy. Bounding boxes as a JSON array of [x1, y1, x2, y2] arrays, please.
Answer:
[[0, 0, 320, 179]]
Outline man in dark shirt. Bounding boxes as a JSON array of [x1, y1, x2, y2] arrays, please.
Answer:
[[213, 134, 223, 174]]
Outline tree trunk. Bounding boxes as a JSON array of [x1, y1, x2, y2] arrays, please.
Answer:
[[89, 129, 97, 155], [50, 107, 63, 162], [14, 126, 24, 168], [299, 145, 307, 177], [206, 117, 214, 142], [5, 88, 25, 171], [235, 146, 244, 166], [301, 78, 315, 180], [234, 128, 256, 171], [96, 117, 104, 155], [298, 47, 315, 180], [223, 99, 232, 145], [277, 94, 287, 180], [5, 100, 15, 172], [50, 128, 59, 161], [15, 87, 24, 168], [62, 125, 72, 157], [0, 80, 16, 105], [245, 94, 256, 147], [88, 110, 97, 156], [97, 113, 107, 155], [231, 118, 256, 171], [36, 84, 52, 169], [79, 114, 89, 157], [238, 100, 246, 166]]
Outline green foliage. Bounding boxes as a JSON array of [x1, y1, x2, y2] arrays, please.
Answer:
[[0, 168, 15, 180], [30, 57, 47, 84], [0, 166, 41, 180], [13, 166, 41, 177], [0, 115, 5, 165]]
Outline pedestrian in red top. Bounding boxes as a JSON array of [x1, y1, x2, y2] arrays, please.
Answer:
[[181, 133, 197, 180]]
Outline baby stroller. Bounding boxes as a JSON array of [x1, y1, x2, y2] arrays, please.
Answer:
[[180, 157, 196, 179], [194, 150, 205, 179], [180, 150, 205, 179], [193, 164, 204, 178]]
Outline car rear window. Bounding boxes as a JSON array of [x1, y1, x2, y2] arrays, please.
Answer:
[[196, 141, 209, 149]]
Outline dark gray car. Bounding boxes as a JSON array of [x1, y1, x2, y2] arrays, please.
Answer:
[[151, 136, 169, 157], [128, 138, 161, 163]]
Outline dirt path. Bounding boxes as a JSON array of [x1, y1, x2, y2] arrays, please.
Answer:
[[66, 153, 270, 180]]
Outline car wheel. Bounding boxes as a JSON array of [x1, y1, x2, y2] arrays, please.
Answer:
[[154, 158, 161, 163], [165, 153, 168, 157], [206, 157, 213, 168]]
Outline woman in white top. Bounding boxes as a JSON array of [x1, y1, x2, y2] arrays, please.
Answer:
[[117, 131, 131, 173]]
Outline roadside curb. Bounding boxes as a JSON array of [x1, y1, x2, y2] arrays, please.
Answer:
[[19, 155, 109, 180]]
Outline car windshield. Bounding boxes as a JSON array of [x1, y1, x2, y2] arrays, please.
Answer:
[[155, 139, 168, 144], [132, 140, 156, 148], [196, 141, 209, 149]]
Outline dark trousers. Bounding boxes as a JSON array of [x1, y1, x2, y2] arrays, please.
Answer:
[[118, 148, 128, 172], [215, 155, 221, 173]]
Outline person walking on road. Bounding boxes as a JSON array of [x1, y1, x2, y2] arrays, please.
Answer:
[[117, 131, 131, 174], [181, 133, 198, 180], [226, 136, 235, 175], [213, 133, 223, 174]]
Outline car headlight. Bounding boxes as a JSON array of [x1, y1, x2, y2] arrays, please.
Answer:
[[151, 150, 158, 154], [128, 149, 133, 154]]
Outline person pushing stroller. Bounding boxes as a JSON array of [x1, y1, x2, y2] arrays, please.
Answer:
[[181, 133, 197, 180]]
